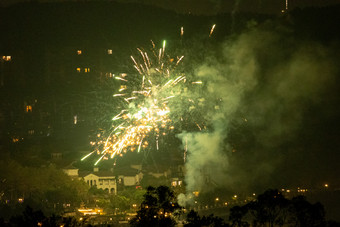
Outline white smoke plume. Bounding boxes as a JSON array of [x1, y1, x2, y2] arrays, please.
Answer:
[[177, 23, 337, 206]]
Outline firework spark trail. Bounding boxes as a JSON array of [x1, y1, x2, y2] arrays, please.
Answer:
[[209, 24, 216, 37], [82, 24, 219, 165], [82, 40, 202, 165]]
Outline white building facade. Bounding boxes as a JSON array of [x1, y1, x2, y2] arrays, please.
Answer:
[[83, 173, 117, 194]]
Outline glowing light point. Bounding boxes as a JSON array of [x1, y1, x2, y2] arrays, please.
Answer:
[[209, 24, 216, 37]]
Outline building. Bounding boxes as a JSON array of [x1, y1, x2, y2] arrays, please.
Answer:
[[79, 168, 118, 194], [62, 164, 144, 194], [114, 165, 143, 187], [62, 164, 79, 179]]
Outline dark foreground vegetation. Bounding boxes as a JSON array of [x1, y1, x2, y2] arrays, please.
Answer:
[[0, 206, 85, 227], [227, 189, 340, 227], [2, 186, 339, 226], [129, 187, 340, 227]]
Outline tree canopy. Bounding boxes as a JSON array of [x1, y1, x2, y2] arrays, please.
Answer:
[[229, 189, 328, 227], [129, 185, 182, 227]]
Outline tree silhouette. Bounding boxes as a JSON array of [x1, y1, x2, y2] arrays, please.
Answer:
[[10, 206, 45, 227], [185, 209, 229, 227], [129, 186, 181, 227], [229, 189, 328, 227], [289, 195, 326, 227], [229, 205, 249, 227], [246, 189, 289, 227], [7, 205, 85, 227]]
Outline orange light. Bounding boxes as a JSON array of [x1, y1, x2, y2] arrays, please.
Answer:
[[26, 105, 32, 112], [4, 56, 11, 61]]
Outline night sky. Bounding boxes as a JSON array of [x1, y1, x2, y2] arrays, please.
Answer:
[[1, 0, 340, 14]]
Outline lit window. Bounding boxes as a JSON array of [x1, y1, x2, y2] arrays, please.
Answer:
[[171, 181, 177, 187], [12, 137, 19, 143], [84, 68, 90, 73], [108, 49, 112, 55], [6, 56, 11, 61], [26, 105, 32, 112], [77, 50, 82, 55], [2, 56, 11, 61], [76, 68, 81, 72]]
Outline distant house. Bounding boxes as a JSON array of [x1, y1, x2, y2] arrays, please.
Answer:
[[114, 165, 143, 187], [170, 177, 183, 187], [79, 168, 117, 194], [70, 165, 143, 194], [62, 162, 79, 179], [141, 163, 185, 188], [51, 152, 63, 160], [170, 164, 185, 187], [63, 167, 79, 178], [144, 165, 171, 179]]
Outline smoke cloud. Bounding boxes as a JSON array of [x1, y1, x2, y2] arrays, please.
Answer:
[[178, 22, 337, 206]]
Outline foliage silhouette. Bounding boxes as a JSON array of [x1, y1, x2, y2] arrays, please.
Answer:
[[228, 189, 330, 227], [185, 209, 229, 227], [129, 185, 181, 227], [2, 205, 88, 227]]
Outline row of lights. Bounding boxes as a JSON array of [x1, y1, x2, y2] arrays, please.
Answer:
[[281, 183, 330, 193], [76, 67, 90, 73], [77, 49, 113, 55], [196, 184, 331, 208]]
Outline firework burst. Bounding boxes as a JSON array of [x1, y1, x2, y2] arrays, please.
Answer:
[[82, 40, 202, 165]]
